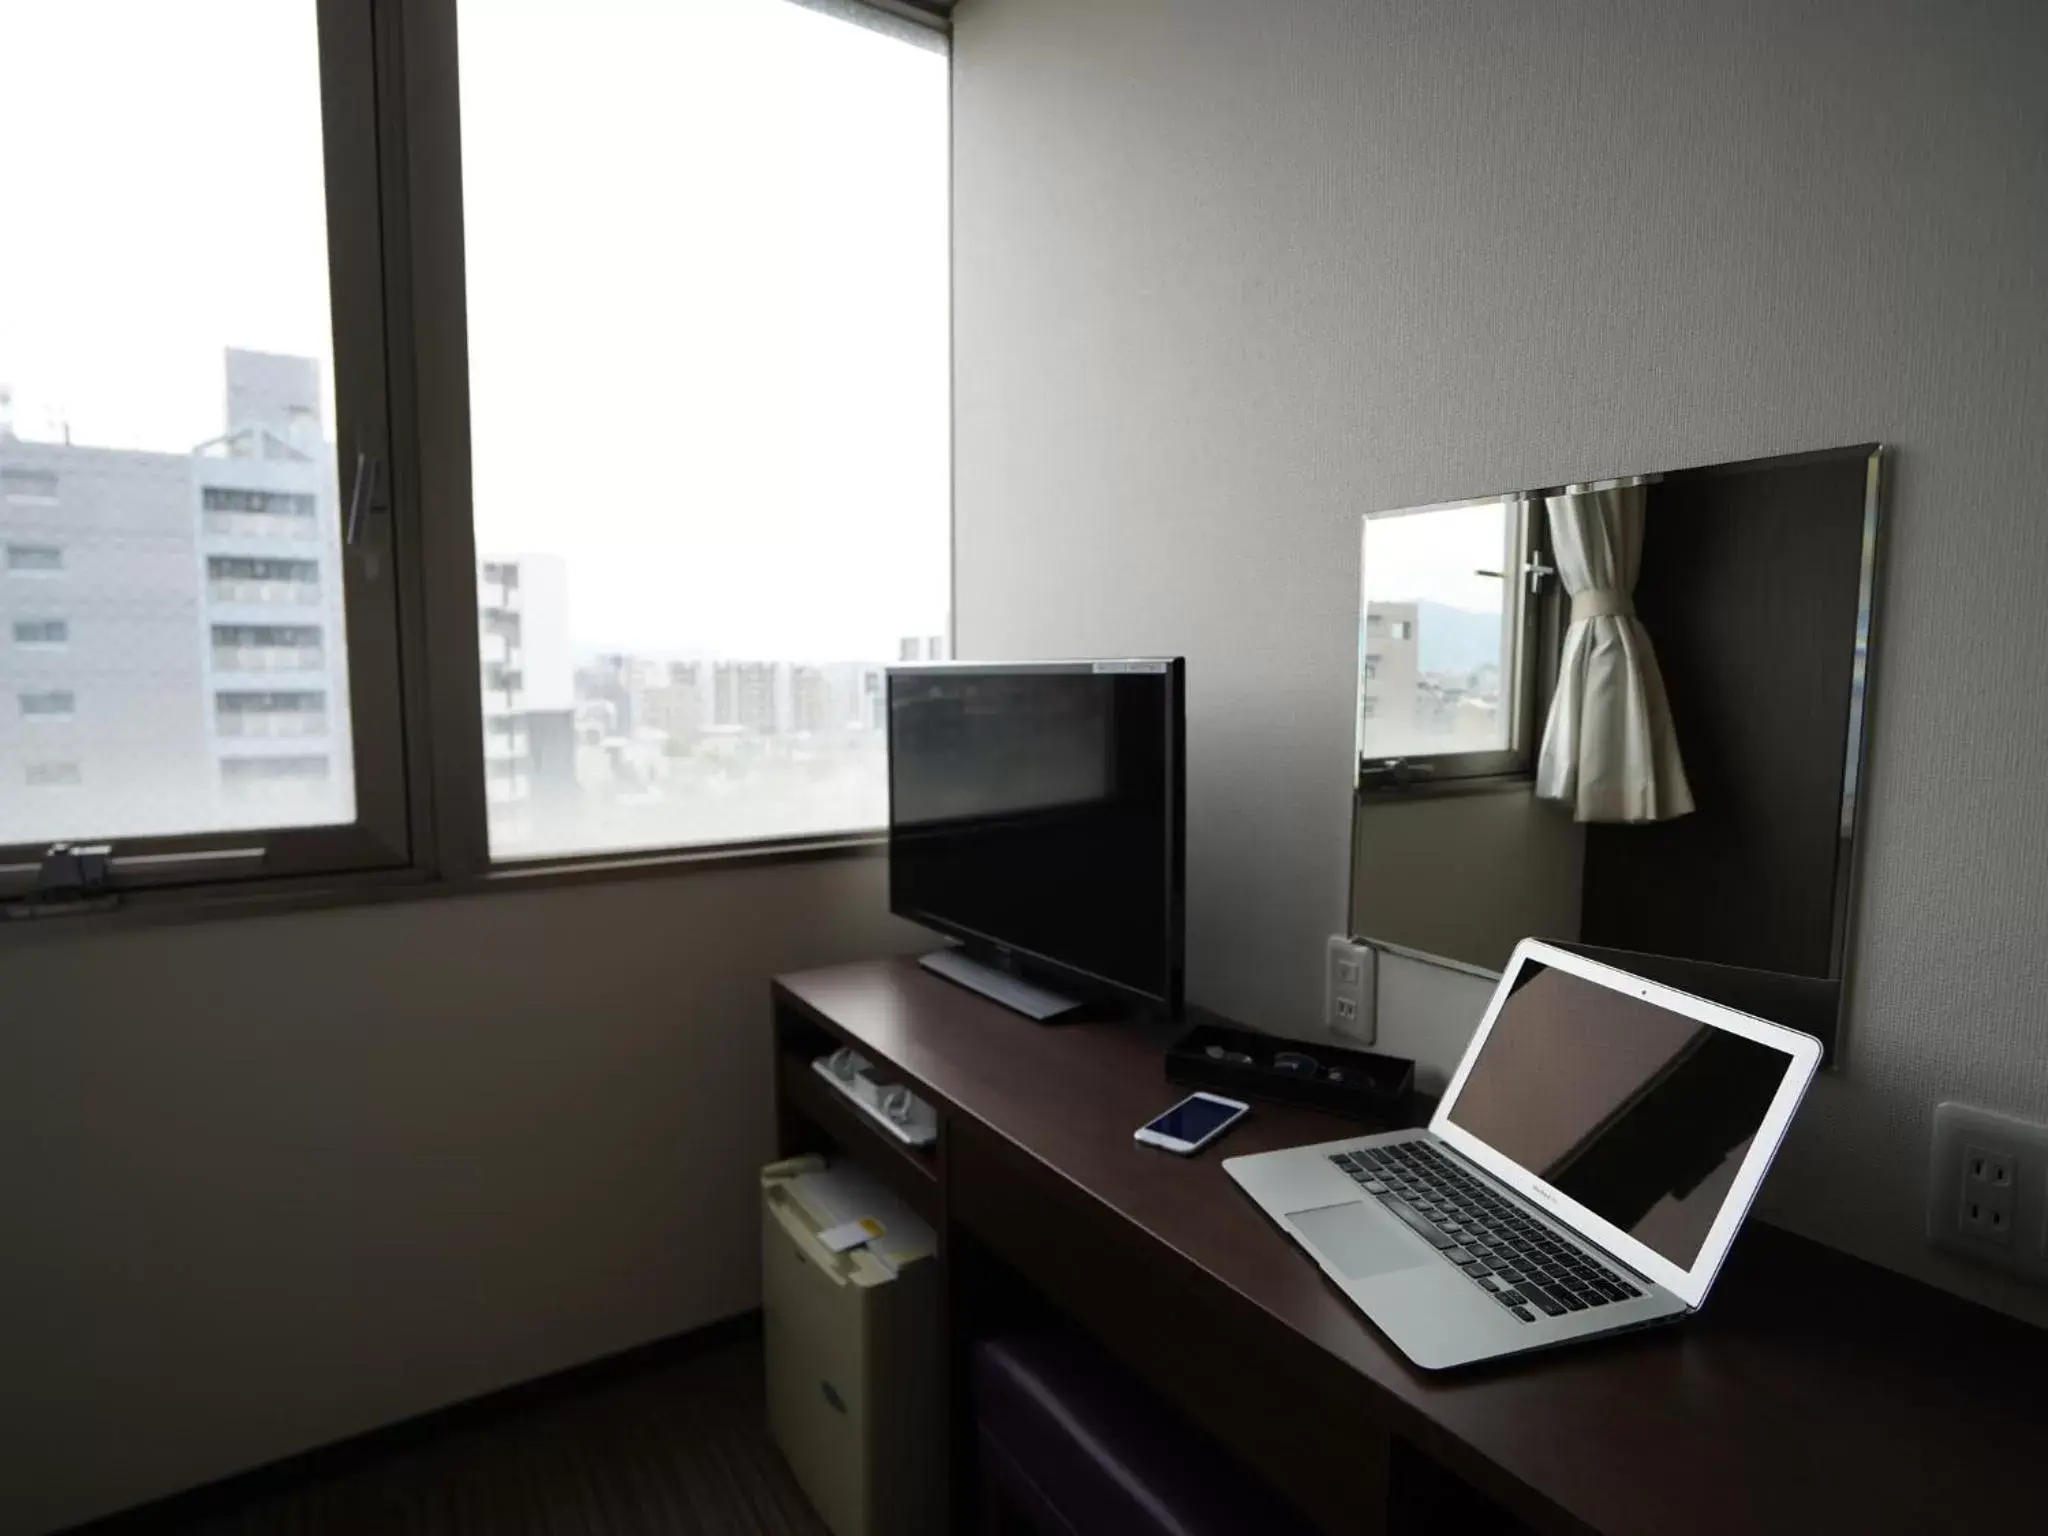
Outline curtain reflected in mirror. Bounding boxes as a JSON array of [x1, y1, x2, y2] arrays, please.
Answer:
[[1349, 444, 1885, 1063]]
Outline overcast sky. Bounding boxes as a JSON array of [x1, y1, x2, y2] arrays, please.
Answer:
[[0, 0, 950, 662], [1362, 498, 1511, 613]]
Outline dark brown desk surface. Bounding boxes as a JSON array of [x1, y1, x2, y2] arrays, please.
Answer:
[[773, 959, 2047, 1536]]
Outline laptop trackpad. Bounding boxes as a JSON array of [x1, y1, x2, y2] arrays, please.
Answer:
[[1288, 1201, 1435, 1280]]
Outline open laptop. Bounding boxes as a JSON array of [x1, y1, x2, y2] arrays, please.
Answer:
[[1225, 939, 1823, 1370]]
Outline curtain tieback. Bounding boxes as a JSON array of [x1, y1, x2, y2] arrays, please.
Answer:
[[1571, 589, 1634, 623]]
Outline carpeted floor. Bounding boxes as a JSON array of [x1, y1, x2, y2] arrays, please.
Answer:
[[80, 1331, 831, 1536]]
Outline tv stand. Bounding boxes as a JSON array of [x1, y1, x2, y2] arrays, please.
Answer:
[[917, 948, 1085, 1021]]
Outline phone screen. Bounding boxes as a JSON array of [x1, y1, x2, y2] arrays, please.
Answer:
[[1146, 1095, 1243, 1144]]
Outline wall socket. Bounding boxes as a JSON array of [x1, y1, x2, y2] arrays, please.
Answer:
[[1324, 935, 1376, 1045], [1927, 1102, 2048, 1283]]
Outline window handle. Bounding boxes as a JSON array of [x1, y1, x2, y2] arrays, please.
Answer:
[[344, 451, 385, 547], [1, 843, 266, 916]]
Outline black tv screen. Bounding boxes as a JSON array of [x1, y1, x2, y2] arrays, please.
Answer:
[[887, 660, 1185, 1013]]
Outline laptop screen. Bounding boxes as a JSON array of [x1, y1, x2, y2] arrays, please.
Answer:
[[1441, 958, 1800, 1270]]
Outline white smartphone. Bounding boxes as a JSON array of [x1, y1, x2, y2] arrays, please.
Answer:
[[1133, 1091, 1251, 1155]]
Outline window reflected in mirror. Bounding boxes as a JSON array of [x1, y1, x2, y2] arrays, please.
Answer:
[[1359, 497, 1528, 777]]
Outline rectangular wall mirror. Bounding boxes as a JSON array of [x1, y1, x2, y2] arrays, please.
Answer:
[[1350, 444, 1885, 1064]]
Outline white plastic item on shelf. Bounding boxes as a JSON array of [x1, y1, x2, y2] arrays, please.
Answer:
[[813, 1046, 940, 1147]]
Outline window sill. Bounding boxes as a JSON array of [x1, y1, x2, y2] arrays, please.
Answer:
[[1354, 773, 1538, 804], [480, 832, 886, 891], [0, 832, 886, 944]]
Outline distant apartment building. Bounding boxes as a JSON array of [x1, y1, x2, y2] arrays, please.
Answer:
[[198, 351, 351, 821], [573, 654, 635, 740], [476, 553, 573, 808], [834, 662, 889, 733], [789, 665, 834, 735], [898, 633, 948, 662], [640, 661, 707, 742], [860, 667, 886, 730], [713, 660, 780, 735], [1360, 602, 1420, 742], [1, 350, 352, 844]]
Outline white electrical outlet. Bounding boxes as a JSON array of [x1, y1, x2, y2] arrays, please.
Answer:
[[1959, 1143, 2016, 1243], [1325, 935, 1375, 1045], [1928, 1102, 2048, 1283]]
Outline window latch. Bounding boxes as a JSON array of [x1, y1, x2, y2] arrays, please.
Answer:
[[344, 450, 387, 548], [1523, 554, 1558, 594], [1358, 757, 1437, 790], [6, 843, 117, 920]]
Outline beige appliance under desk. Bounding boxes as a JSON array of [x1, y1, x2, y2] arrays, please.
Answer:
[[761, 1156, 941, 1536]]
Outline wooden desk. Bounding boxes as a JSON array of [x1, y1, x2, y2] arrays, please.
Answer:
[[772, 959, 2046, 1535]]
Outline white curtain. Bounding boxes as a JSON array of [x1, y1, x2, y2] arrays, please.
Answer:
[[1534, 484, 1694, 823]]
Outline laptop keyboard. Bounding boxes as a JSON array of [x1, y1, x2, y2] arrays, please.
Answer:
[[1330, 1141, 1642, 1324]]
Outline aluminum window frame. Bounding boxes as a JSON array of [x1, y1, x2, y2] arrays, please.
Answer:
[[412, 0, 953, 877], [0, 0, 412, 901], [1355, 494, 1558, 797]]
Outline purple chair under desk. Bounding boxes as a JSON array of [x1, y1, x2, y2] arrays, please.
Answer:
[[973, 1326, 1319, 1536]]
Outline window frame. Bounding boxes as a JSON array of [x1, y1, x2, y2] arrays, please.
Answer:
[[0, 0, 946, 929], [1355, 493, 1560, 797], [414, 0, 953, 875], [0, 0, 412, 901], [18, 688, 78, 720], [11, 618, 70, 649], [5, 542, 66, 573]]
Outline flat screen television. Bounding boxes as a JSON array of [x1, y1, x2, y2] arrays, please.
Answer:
[[887, 659, 1185, 1018]]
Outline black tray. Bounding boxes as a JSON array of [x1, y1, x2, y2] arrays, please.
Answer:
[[1166, 1022, 1415, 1122]]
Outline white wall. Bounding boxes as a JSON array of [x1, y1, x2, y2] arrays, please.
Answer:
[[953, 0, 2048, 1327], [0, 858, 921, 1535]]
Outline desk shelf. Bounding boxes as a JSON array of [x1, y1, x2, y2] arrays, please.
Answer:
[[774, 1045, 941, 1226]]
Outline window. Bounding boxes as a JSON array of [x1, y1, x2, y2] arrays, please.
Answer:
[[0, 0, 405, 875], [19, 689, 76, 719], [1, 466, 60, 503], [211, 623, 325, 671], [214, 689, 328, 739], [220, 753, 332, 804], [202, 488, 318, 517], [5, 544, 63, 574], [2, 0, 950, 912], [200, 485, 319, 539], [12, 619, 69, 648], [456, 0, 950, 861], [1358, 497, 1550, 786], [206, 555, 324, 605]]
